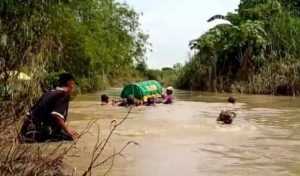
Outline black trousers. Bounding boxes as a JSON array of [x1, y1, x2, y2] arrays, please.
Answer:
[[20, 116, 73, 143]]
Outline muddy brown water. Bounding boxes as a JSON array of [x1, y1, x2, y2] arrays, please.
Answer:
[[65, 89, 300, 176]]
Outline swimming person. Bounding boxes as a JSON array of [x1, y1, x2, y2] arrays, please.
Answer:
[[117, 95, 139, 107], [144, 97, 156, 106], [100, 94, 110, 105], [217, 96, 237, 124], [228, 96, 236, 104], [19, 73, 79, 143], [217, 111, 237, 124]]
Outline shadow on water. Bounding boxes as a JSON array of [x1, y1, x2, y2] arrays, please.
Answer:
[[66, 89, 300, 176]]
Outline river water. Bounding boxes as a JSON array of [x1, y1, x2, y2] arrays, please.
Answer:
[[65, 89, 300, 176]]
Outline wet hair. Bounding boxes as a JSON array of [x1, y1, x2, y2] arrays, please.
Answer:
[[228, 96, 236, 104], [58, 73, 75, 87], [135, 100, 143, 106], [101, 94, 109, 103]]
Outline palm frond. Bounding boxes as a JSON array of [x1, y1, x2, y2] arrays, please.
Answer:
[[207, 15, 226, 22]]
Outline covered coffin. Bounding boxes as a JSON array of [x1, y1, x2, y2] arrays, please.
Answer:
[[121, 80, 163, 101]]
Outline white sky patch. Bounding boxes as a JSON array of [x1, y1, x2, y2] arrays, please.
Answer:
[[122, 0, 240, 69]]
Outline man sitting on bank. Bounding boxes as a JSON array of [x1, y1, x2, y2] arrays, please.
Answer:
[[19, 73, 79, 143]]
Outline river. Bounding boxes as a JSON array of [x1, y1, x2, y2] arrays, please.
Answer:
[[65, 89, 300, 176]]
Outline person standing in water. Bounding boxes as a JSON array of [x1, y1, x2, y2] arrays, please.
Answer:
[[19, 73, 79, 143], [163, 87, 174, 104]]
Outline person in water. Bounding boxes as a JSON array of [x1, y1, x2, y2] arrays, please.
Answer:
[[117, 95, 140, 107], [144, 97, 156, 106], [163, 87, 174, 104], [100, 94, 110, 105], [19, 73, 79, 143], [217, 96, 237, 124], [217, 111, 237, 124], [228, 96, 236, 104]]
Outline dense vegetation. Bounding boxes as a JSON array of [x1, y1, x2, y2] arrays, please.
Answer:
[[0, 0, 149, 96], [0, 1, 149, 175], [176, 0, 300, 96], [136, 61, 182, 87]]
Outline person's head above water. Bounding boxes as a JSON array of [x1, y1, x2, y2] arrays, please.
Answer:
[[166, 86, 174, 95], [228, 96, 236, 104], [101, 94, 109, 104], [58, 73, 76, 94], [146, 97, 155, 106]]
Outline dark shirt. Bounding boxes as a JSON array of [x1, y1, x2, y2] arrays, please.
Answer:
[[30, 88, 70, 131]]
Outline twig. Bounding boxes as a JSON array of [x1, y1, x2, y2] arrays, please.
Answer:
[[82, 107, 134, 176], [92, 141, 139, 168], [24, 119, 97, 175], [103, 148, 115, 176]]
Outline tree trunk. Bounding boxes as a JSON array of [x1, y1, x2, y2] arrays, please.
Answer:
[[239, 46, 254, 81]]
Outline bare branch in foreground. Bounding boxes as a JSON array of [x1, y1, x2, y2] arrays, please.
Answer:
[[82, 107, 139, 176]]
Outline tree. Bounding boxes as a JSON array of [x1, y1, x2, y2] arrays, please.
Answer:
[[176, 0, 300, 95]]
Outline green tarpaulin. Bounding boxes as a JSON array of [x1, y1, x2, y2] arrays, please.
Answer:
[[121, 80, 163, 101]]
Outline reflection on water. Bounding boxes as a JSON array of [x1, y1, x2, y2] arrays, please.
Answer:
[[66, 90, 300, 176]]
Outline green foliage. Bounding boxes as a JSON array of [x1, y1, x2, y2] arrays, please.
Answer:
[[0, 0, 149, 94], [177, 0, 300, 95], [48, 0, 149, 91], [134, 63, 181, 87]]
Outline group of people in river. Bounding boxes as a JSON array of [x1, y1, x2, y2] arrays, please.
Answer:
[[100, 86, 174, 107], [18, 73, 175, 143], [18, 73, 236, 143]]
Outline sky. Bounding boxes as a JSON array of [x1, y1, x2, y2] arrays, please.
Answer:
[[122, 0, 240, 69]]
